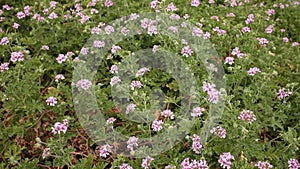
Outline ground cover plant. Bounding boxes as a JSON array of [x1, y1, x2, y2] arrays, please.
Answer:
[[0, 0, 300, 168]]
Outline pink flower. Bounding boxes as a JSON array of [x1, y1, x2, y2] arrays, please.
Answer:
[[42, 148, 51, 159], [126, 103, 136, 114], [219, 152, 234, 169], [152, 120, 163, 131], [265, 25, 274, 33], [10, 51, 24, 62], [41, 45, 49, 50], [210, 126, 226, 138], [192, 134, 204, 154], [93, 40, 105, 48], [55, 74, 65, 82], [91, 27, 100, 34], [105, 25, 114, 34], [111, 45, 121, 53], [0, 62, 9, 72], [267, 9, 275, 16], [147, 25, 158, 35], [247, 67, 261, 76], [283, 37, 289, 43], [16, 11, 26, 19], [255, 161, 273, 169], [110, 65, 118, 74], [48, 12, 58, 19], [50, 1, 58, 9], [288, 158, 300, 169], [277, 88, 292, 99], [104, 0, 113, 7], [161, 109, 175, 119], [181, 46, 193, 57], [242, 26, 251, 33], [136, 67, 150, 76], [130, 80, 142, 90], [46, 96, 58, 106], [191, 107, 205, 117], [192, 28, 203, 37], [80, 47, 89, 55], [106, 117, 116, 124], [238, 110, 256, 124], [51, 121, 68, 134], [13, 22, 20, 29], [99, 144, 113, 158], [110, 76, 121, 86], [119, 163, 133, 169], [166, 2, 177, 11], [256, 38, 269, 46], [224, 57, 234, 65], [127, 136, 138, 151], [191, 0, 200, 7], [142, 156, 154, 169], [150, 0, 159, 8], [292, 42, 299, 47], [76, 79, 92, 90], [0, 37, 9, 45], [56, 54, 68, 64]]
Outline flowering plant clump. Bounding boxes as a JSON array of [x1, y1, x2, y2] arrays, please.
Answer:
[[0, 0, 299, 168]]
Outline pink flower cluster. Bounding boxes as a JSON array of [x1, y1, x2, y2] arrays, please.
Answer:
[[46, 96, 58, 106], [99, 144, 113, 158], [202, 83, 220, 104], [181, 158, 209, 169], [210, 126, 226, 138], [51, 119, 68, 135], [255, 161, 273, 169], [126, 103, 136, 114], [288, 158, 300, 169], [127, 136, 138, 151], [192, 134, 204, 154], [160, 109, 173, 119], [238, 109, 256, 123], [181, 46, 193, 57], [130, 80, 142, 90], [219, 152, 234, 169], [191, 107, 205, 117], [152, 120, 164, 131], [0, 62, 9, 72], [247, 67, 261, 76], [136, 67, 150, 77], [141, 156, 154, 169], [10, 51, 24, 62], [277, 88, 292, 99], [76, 79, 92, 90], [119, 163, 133, 169]]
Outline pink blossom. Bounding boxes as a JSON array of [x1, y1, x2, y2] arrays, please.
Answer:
[[219, 152, 234, 169], [224, 57, 234, 65], [247, 67, 261, 76], [255, 161, 273, 169], [166, 2, 177, 11], [0, 62, 9, 72], [126, 103, 136, 114], [127, 136, 138, 151], [238, 110, 256, 123], [104, 0, 113, 7], [142, 156, 154, 169], [191, 0, 200, 7], [152, 120, 163, 131], [110, 76, 121, 86], [191, 107, 205, 117], [99, 144, 113, 158], [46, 96, 58, 107], [210, 126, 226, 138], [181, 46, 193, 57]]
